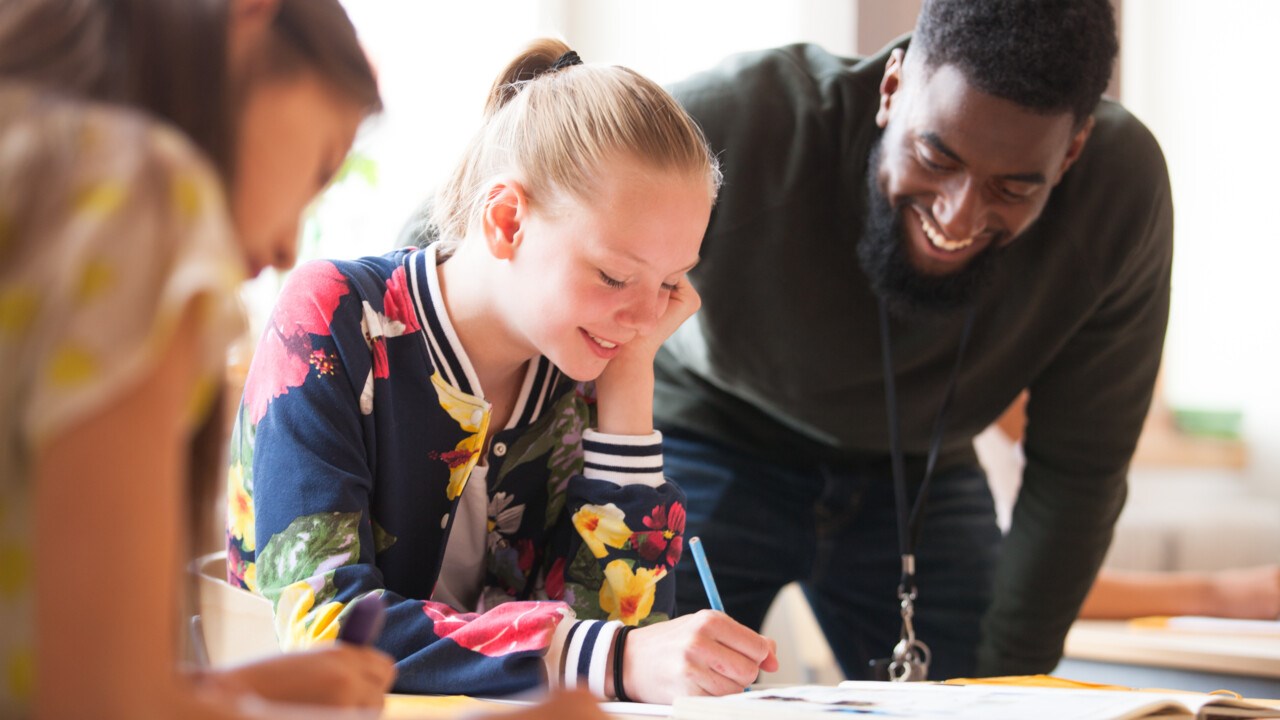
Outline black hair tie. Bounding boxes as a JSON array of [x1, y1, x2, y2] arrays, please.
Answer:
[[612, 625, 633, 702], [551, 50, 583, 71]]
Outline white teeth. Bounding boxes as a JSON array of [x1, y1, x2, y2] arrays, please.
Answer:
[[588, 332, 618, 349], [914, 208, 975, 252]]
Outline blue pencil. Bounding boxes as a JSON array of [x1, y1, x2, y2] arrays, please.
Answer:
[[688, 536, 725, 613]]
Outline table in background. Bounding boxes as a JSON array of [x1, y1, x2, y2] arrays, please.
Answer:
[[1059, 619, 1280, 698]]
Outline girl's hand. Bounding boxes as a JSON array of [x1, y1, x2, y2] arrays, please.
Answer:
[[502, 689, 608, 719], [618, 609, 778, 704], [209, 644, 396, 709], [617, 277, 702, 367], [593, 281, 700, 435]]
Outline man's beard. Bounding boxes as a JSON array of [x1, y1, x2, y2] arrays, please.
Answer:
[[856, 142, 1005, 319]]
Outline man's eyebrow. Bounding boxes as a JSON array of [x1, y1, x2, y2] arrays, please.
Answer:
[[921, 131, 1047, 184], [921, 131, 965, 165]]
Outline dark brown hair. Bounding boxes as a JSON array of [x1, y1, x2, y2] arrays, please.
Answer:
[[256, 0, 382, 115], [0, 0, 382, 557], [0, 0, 234, 178]]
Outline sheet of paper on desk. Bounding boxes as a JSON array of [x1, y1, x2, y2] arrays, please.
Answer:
[[598, 701, 673, 716], [1131, 615, 1280, 636], [670, 681, 1280, 719], [466, 696, 673, 717]]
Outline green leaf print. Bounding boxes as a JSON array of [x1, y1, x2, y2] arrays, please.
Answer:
[[310, 572, 339, 608], [638, 611, 669, 628], [567, 539, 604, 588], [257, 512, 361, 603], [229, 402, 257, 493], [372, 520, 397, 554], [493, 410, 561, 485], [564, 581, 603, 620], [544, 394, 590, 528]]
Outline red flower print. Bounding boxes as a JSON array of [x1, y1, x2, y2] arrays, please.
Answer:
[[382, 265, 421, 334], [429, 448, 478, 469], [371, 337, 389, 379], [631, 502, 686, 568], [545, 557, 565, 599], [516, 539, 536, 574], [226, 539, 243, 584], [423, 601, 567, 657], [309, 349, 338, 376], [665, 536, 684, 568], [243, 262, 350, 423]]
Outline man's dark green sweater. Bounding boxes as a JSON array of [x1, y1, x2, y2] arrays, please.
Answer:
[[654, 41, 1172, 675]]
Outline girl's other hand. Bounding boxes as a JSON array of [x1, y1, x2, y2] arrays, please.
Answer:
[[502, 689, 609, 719], [210, 644, 396, 709]]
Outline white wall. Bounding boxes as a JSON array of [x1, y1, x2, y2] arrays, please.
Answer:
[[1121, 0, 1280, 498], [310, 1, 1280, 500], [546, 0, 856, 84]]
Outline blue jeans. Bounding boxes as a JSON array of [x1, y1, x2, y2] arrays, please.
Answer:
[[666, 431, 1002, 681]]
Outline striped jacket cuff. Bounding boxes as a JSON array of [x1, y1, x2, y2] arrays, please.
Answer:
[[581, 429, 664, 487], [547, 619, 623, 698]]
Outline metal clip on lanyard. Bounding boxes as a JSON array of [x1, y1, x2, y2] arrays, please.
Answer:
[[874, 299, 976, 682]]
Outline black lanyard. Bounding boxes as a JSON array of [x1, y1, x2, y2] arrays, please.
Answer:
[[875, 298, 976, 680]]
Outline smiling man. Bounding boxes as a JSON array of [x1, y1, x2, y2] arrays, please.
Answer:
[[656, 0, 1172, 680]]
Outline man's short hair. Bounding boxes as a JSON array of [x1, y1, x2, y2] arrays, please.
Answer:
[[913, 0, 1118, 123]]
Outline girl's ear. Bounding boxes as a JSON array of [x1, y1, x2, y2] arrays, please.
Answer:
[[228, 0, 282, 74], [481, 177, 528, 260]]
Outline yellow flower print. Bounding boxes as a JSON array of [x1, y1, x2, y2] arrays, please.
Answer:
[[0, 209, 12, 258], [48, 345, 97, 387], [0, 540, 29, 599], [75, 259, 115, 304], [439, 434, 484, 501], [187, 373, 218, 425], [0, 286, 38, 338], [171, 174, 204, 219], [599, 560, 666, 626], [572, 504, 631, 559], [243, 563, 258, 594], [74, 182, 126, 216], [430, 371, 489, 500], [227, 463, 256, 552], [7, 646, 32, 702], [274, 581, 345, 650], [431, 371, 488, 432]]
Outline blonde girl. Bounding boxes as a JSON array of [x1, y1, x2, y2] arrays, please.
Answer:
[[230, 38, 778, 703]]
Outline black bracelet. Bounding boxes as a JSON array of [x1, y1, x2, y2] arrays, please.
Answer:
[[612, 625, 633, 702]]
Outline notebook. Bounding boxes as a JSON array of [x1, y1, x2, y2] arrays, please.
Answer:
[[671, 681, 1280, 719]]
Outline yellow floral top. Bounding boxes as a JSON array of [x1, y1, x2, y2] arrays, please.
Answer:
[[0, 84, 244, 713]]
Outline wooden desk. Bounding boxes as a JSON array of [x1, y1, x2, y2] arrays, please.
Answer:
[[381, 694, 660, 720], [1060, 619, 1280, 697]]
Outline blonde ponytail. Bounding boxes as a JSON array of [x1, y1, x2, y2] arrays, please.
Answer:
[[433, 38, 719, 244]]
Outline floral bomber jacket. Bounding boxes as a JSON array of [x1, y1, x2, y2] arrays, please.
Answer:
[[226, 246, 687, 697]]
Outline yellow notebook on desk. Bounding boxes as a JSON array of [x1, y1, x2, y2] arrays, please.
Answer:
[[671, 681, 1280, 719]]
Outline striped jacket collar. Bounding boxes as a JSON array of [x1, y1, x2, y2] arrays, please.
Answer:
[[404, 244, 563, 430]]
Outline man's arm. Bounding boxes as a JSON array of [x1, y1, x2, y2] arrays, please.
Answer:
[[977, 110, 1174, 676]]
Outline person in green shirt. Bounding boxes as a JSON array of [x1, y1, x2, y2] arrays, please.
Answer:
[[656, 0, 1172, 680]]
